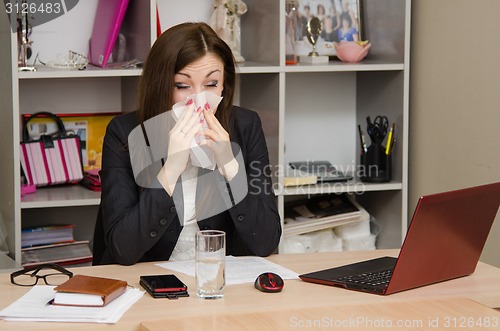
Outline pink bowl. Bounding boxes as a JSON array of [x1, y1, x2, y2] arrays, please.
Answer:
[[335, 42, 371, 63]]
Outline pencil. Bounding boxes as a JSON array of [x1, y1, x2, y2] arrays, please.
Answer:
[[385, 123, 395, 155]]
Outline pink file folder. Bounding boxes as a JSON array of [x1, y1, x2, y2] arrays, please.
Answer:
[[89, 0, 130, 68]]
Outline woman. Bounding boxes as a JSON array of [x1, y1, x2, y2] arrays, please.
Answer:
[[338, 12, 359, 42], [93, 22, 281, 265]]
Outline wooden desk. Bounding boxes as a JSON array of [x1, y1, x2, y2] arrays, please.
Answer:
[[1, 250, 499, 331], [141, 298, 500, 331]]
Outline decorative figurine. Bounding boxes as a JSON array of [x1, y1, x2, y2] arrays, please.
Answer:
[[209, 0, 247, 62]]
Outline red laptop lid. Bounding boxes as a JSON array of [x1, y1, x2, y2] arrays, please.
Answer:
[[386, 182, 500, 294]]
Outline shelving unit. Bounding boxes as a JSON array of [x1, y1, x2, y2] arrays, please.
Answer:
[[0, 0, 411, 270], [0, 0, 154, 270]]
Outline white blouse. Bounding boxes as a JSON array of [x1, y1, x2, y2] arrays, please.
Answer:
[[170, 163, 199, 261]]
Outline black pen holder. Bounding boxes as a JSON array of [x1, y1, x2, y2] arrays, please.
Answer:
[[360, 143, 391, 183]]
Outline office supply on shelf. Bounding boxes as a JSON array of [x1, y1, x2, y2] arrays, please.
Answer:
[[366, 115, 389, 144], [20, 112, 84, 187], [360, 115, 392, 183], [89, 0, 130, 68], [289, 161, 353, 183], [357, 124, 368, 155], [53, 275, 127, 307], [283, 167, 318, 187], [385, 122, 395, 155], [284, 194, 370, 237], [157, 256, 299, 285], [0, 285, 143, 323], [21, 224, 75, 248], [299, 182, 500, 295], [80, 169, 101, 192], [21, 240, 92, 267]]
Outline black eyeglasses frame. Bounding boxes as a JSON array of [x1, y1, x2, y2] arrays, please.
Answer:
[[10, 263, 74, 287]]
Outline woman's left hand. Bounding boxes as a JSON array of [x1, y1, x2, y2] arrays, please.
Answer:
[[202, 103, 238, 180]]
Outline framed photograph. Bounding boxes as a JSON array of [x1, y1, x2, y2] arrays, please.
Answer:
[[294, 0, 362, 57], [24, 113, 119, 171]]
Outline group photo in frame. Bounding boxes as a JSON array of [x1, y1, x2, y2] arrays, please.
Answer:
[[293, 0, 362, 57]]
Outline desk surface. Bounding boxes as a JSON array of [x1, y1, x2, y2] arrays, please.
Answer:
[[1, 249, 500, 331]]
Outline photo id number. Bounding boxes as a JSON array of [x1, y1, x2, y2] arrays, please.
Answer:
[[443, 316, 499, 328], [5, 1, 62, 15]]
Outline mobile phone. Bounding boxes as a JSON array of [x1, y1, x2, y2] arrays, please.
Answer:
[[140, 274, 188, 293]]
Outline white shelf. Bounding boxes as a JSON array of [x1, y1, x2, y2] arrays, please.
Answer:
[[21, 186, 101, 209], [236, 62, 280, 74], [17, 65, 142, 79], [278, 181, 403, 196], [283, 60, 405, 73], [17, 61, 405, 79], [237, 61, 404, 75]]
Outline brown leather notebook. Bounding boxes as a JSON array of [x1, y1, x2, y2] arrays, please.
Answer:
[[53, 274, 127, 307]]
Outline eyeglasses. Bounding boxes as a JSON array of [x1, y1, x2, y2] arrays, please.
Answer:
[[10, 264, 73, 287]]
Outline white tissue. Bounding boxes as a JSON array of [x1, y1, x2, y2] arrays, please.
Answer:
[[172, 91, 223, 170]]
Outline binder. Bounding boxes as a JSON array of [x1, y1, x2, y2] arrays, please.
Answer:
[[89, 0, 130, 68]]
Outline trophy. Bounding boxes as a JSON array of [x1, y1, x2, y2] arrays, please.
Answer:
[[306, 16, 321, 56], [300, 16, 329, 64]]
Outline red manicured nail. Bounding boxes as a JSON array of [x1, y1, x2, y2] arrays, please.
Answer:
[[200, 118, 205, 124], [204, 102, 210, 110], [196, 106, 202, 113], [186, 99, 193, 105]]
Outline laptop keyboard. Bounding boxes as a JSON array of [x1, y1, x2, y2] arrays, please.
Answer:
[[335, 269, 393, 287]]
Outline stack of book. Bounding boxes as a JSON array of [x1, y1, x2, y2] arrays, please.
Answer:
[[283, 193, 370, 237], [21, 224, 92, 267], [283, 168, 318, 187]]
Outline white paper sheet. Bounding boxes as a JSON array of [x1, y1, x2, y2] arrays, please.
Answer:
[[0, 286, 144, 323], [156, 256, 300, 285]]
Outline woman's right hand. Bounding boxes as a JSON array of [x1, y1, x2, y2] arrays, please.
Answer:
[[157, 100, 203, 195]]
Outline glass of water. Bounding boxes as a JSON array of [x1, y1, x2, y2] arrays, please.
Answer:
[[195, 230, 225, 299]]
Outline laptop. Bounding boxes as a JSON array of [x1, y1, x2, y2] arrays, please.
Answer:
[[299, 181, 500, 295], [289, 161, 353, 183]]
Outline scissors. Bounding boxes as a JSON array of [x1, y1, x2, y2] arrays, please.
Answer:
[[367, 115, 389, 144]]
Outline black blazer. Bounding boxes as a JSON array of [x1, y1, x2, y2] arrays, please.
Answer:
[[93, 106, 281, 265]]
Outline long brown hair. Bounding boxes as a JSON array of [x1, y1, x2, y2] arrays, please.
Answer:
[[137, 22, 236, 130]]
